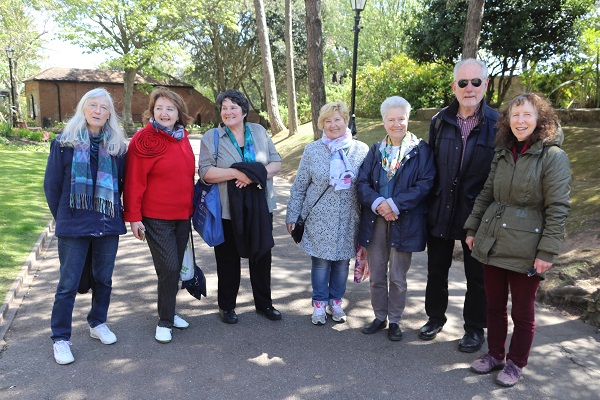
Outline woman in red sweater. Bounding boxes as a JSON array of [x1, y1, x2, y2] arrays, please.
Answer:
[[124, 88, 195, 344]]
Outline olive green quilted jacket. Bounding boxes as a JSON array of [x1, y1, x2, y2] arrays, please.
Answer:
[[464, 131, 571, 274]]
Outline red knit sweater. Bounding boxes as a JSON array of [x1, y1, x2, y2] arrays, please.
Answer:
[[123, 123, 195, 222]]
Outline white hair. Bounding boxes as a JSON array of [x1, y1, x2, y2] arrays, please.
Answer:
[[57, 88, 127, 156], [380, 96, 412, 120], [453, 58, 489, 80]]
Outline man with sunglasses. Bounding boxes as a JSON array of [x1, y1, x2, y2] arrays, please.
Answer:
[[419, 58, 498, 353]]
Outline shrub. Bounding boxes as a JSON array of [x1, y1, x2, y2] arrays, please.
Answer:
[[355, 54, 454, 118]]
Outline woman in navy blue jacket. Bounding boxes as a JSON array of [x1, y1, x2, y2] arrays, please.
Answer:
[[44, 88, 127, 365], [356, 96, 435, 341]]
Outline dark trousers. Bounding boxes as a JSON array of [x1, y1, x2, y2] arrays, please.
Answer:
[[425, 235, 487, 333], [214, 218, 273, 311], [143, 217, 190, 328], [484, 264, 540, 368]]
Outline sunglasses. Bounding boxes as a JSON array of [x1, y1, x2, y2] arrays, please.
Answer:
[[457, 78, 483, 88]]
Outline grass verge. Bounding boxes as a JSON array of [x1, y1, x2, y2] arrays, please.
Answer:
[[0, 143, 52, 301]]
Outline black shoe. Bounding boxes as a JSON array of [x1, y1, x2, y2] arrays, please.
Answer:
[[458, 331, 485, 353], [219, 309, 238, 324], [361, 318, 387, 334], [387, 323, 403, 342], [256, 307, 282, 321], [418, 320, 444, 341]]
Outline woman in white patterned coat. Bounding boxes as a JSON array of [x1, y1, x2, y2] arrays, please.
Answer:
[[286, 102, 369, 325]]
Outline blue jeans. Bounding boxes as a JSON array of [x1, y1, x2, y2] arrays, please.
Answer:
[[51, 236, 119, 342], [311, 256, 349, 304]]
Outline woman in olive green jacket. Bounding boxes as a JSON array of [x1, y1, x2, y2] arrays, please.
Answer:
[[464, 93, 571, 387]]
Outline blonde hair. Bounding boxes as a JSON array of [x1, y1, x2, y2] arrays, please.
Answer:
[[317, 101, 350, 129], [58, 88, 127, 156]]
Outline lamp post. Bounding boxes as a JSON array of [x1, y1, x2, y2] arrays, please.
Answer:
[[5, 47, 16, 126], [348, 0, 367, 137]]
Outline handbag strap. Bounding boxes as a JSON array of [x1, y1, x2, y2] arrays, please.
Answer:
[[212, 128, 219, 162], [304, 185, 330, 220], [189, 226, 196, 264]]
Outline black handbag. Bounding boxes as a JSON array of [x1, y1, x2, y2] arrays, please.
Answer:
[[291, 186, 330, 244]]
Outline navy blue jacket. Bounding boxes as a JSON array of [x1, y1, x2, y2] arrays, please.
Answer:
[[357, 139, 435, 252], [44, 138, 127, 238], [427, 99, 498, 240]]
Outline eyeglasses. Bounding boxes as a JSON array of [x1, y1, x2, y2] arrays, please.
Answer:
[[456, 78, 483, 88]]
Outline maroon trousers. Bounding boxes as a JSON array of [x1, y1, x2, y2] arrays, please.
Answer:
[[484, 264, 541, 368]]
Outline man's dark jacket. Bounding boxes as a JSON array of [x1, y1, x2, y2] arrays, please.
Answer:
[[427, 99, 498, 240], [228, 162, 274, 262]]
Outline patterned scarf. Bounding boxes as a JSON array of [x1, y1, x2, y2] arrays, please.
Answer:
[[321, 128, 354, 191], [69, 132, 119, 217], [151, 117, 185, 141], [379, 132, 418, 180], [225, 124, 256, 162]]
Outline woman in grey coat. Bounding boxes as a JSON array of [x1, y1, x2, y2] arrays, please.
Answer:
[[286, 101, 369, 325]]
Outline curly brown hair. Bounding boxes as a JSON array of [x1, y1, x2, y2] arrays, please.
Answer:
[[495, 93, 560, 149], [143, 87, 192, 127]]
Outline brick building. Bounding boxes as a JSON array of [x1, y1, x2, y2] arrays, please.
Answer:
[[24, 68, 216, 128]]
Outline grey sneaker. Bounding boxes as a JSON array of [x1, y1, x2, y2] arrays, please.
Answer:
[[90, 323, 117, 344], [496, 360, 522, 387], [53, 340, 74, 365], [326, 300, 347, 323], [470, 353, 505, 374], [311, 301, 327, 325]]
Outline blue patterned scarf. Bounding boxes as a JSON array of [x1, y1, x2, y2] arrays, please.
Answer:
[[225, 124, 256, 162], [321, 128, 354, 191], [151, 117, 185, 141], [69, 132, 119, 217]]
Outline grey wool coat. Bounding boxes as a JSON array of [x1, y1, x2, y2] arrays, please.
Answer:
[[286, 139, 369, 261]]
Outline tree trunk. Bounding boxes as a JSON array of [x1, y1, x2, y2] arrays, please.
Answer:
[[285, 0, 299, 136], [462, 0, 485, 59], [305, 0, 326, 141], [122, 68, 137, 136], [253, 0, 286, 134]]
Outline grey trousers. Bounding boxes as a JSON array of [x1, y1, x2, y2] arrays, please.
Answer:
[[367, 216, 412, 324]]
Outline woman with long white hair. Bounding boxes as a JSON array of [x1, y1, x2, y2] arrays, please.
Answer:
[[44, 87, 127, 365]]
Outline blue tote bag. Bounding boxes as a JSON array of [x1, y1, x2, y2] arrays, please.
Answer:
[[192, 129, 225, 246]]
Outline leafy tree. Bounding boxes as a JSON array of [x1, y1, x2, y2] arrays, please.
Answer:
[[253, 0, 285, 133], [1, 0, 47, 123], [182, 1, 261, 103], [408, 0, 594, 106], [305, 0, 326, 140], [51, 0, 190, 134], [284, 0, 299, 136]]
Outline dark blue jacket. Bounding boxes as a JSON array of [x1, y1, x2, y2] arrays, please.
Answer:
[[357, 139, 435, 252], [427, 99, 498, 240], [44, 138, 127, 238]]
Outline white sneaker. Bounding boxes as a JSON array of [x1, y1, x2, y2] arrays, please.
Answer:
[[53, 341, 74, 365], [173, 315, 189, 329], [311, 301, 327, 325], [155, 326, 172, 343], [90, 323, 117, 344], [326, 300, 347, 323]]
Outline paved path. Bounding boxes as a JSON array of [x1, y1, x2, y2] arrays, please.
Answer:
[[0, 163, 599, 399]]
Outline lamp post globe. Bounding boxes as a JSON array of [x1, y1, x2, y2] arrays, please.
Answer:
[[348, 0, 367, 137]]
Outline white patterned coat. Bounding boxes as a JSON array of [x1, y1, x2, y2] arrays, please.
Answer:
[[286, 139, 369, 260]]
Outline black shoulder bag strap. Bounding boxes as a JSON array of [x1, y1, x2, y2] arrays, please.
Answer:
[[302, 185, 330, 222]]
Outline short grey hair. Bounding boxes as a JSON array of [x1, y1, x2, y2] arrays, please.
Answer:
[[380, 96, 412, 120], [453, 58, 488, 81]]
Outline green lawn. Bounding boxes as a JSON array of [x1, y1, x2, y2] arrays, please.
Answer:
[[0, 144, 52, 301]]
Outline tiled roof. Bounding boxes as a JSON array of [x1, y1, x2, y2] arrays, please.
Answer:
[[24, 67, 192, 87]]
